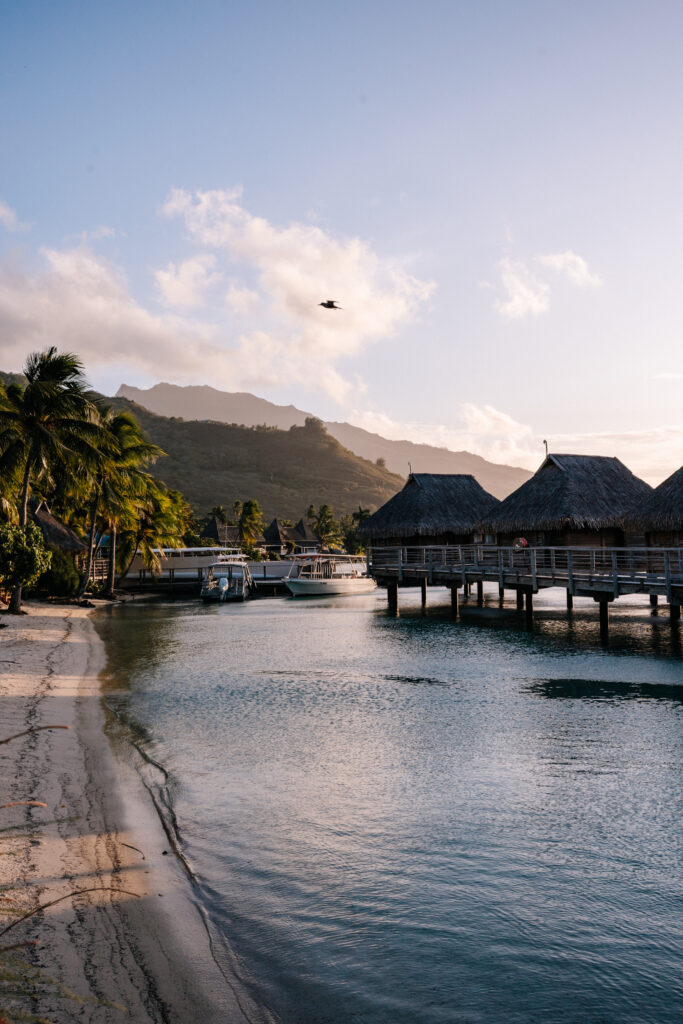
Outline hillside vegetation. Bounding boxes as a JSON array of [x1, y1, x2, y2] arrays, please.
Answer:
[[112, 399, 405, 518], [118, 382, 532, 498]]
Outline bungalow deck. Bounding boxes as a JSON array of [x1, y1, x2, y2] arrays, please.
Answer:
[[370, 545, 683, 629]]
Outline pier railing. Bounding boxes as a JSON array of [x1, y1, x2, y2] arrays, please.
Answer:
[[370, 545, 683, 600]]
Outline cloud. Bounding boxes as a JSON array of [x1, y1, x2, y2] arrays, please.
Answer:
[[652, 371, 683, 380], [225, 281, 259, 314], [494, 248, 602, 320], [537, 249, 602, 288], [79, 225, 117, 241], [154, 254, 221, 308], [0, 245, 230, 382], [0, 200, 29, 233], [161, 186, 435, 402], [348, 404, 682, 485], [497, 258, 549, 320]]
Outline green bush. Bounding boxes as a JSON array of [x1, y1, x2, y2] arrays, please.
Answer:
[[36, 546, 80, 596], [0, 521, 52, 590]]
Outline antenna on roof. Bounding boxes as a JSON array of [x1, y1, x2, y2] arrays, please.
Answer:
[[408, 461, 412, 476], [543, 439, 548, 458]]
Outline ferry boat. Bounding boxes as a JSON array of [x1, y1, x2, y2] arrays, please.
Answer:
[[284, 555, 378, 597], [200, 555, 254, 602]]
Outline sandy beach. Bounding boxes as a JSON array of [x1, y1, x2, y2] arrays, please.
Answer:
[[0, 601, 261, 1024]]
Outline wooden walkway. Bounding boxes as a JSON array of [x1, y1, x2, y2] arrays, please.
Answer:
[[369, 545, 683, 628]]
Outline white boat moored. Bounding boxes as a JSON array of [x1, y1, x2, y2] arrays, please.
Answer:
[[285, 555, 377, 597]]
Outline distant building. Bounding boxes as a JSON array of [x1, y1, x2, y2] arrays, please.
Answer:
[[263, 518, 321, 555], [359, 473, 499, 547], [480, 454, 653, 547], [624, 466, 683, 547]]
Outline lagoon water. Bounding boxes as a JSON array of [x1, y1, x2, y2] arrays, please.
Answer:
[[97, 589, 682, 1024]]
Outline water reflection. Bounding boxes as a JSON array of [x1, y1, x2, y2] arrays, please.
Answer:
[[526, 677, 683, 703], [95, 594, 683, 1024]]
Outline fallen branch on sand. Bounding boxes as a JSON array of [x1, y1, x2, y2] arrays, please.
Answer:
[[0, 888, 141, 938], [0, 727, 69, 747]]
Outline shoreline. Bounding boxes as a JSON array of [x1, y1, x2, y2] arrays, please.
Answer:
[[0, 601, 264, 1023]]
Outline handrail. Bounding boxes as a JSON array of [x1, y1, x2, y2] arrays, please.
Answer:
[[369, 545, 683, 591]]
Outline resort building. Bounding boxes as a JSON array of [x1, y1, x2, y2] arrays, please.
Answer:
[[31, 501, 87, 556], [359, 473, 499, 547], [625, 466, 683, 547], [480, 454, 653, 547], [263, 518, 322, 555]]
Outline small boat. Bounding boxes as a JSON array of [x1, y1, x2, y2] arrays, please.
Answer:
[[200, 557, 254, 602], [285, 555, 378, 597]]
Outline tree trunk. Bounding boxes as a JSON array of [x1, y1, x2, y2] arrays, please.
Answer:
[[8, 458, 34, 613], [105, 523, 117, 598], [78, 496, 99, 598]]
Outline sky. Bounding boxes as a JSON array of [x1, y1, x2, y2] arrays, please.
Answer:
[[1, 0, 681, 483]]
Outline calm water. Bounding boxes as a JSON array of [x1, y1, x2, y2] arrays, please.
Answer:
[[97, 589, 682, 1024]]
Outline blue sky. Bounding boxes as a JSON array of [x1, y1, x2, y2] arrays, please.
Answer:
[[1, 0, 681, 480]]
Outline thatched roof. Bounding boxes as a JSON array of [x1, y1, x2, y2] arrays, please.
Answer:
[[263, 518, 321, 546], [480, 454, 652, 533], [359, 474, 499, 539], [625, 466, 683, 531], [31, 504, 87, 553]]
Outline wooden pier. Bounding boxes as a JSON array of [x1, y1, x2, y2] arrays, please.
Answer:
[[369, 545, 683, 630]]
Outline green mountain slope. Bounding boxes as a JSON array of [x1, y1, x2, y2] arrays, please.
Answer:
[[117, 382, 532, 499], [112, 399, 405, 518]]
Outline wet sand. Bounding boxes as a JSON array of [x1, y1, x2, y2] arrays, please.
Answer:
[[0, 602, 260, 1023]]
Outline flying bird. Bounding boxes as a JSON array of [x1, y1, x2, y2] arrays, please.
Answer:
[[319, 299, 343, 309]]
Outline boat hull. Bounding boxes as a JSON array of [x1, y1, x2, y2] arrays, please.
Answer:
[[285, 577, 378, 597]]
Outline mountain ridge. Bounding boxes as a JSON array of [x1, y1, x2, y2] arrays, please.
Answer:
[[117, 382, 531, 499]]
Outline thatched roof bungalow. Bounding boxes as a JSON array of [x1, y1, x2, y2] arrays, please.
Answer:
[[624, 466, 683, 546], [480, 454, 653, 547], [263, 518, 321, 554], [359, 473, 499, 546], [31, 503, 87, 554]]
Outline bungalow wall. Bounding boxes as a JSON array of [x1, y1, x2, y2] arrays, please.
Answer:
[[493, 527, 626, 548], [370, 531, 477, 547]]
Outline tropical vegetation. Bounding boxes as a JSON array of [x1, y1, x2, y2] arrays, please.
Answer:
[[0, 349, 189, 611]]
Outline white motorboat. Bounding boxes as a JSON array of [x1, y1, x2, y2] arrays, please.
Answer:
[[284, 555, 377, 597], [200, 556, 254, 602]]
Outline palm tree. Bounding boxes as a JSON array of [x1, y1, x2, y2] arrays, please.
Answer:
[[78, 406, 164, 598], [0, 348, 98, 612], [211, 505, 228, 523], [238, 499, 264, 548], [116, 478, 189, 583]]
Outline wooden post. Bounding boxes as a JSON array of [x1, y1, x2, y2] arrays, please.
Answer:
[[170, 567, 175, 593], [450, 586, 458, 617], [397, 548, 403, 583], [650, 594, 659, 613], [599, 598, 609, 634], [664, 552, 672, 604], [498, 585, 504, 604], [611, 551, 619, 598], [566, 591, 573, 611], [670, 603, 681, 622], [525, 590, 533, 623], [420, 578, 427, 609], [567, 550, 574, 596], [387, 582, 398, 615], [530, 549, 537, 592], [428, 548, 433, 585], [516, 589, 524, 611], [476, 580, 484, 605]]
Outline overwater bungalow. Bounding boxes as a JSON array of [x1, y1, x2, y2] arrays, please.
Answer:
[[625, 466, 683, 547], [359, 473, 499, 547], [480, 454, 652, 547]]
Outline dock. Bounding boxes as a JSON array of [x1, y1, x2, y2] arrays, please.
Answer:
[[369, 545, 683, 631]]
